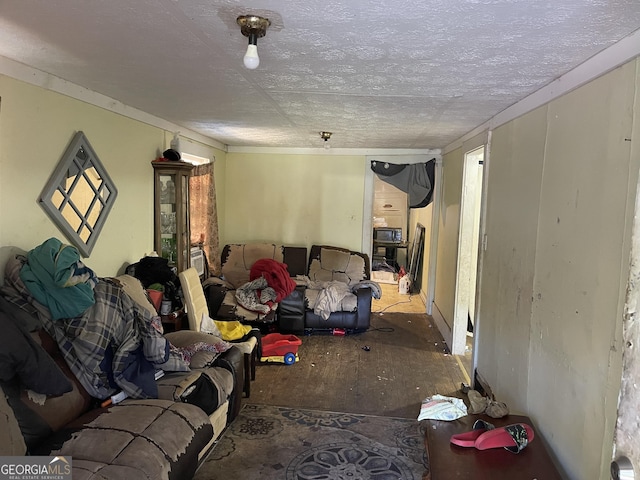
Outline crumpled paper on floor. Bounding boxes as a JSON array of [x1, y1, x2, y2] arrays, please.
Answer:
[[417, 394, 468, 421]]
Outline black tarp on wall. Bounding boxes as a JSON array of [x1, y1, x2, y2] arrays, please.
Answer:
[[370, 158, 436, 208]]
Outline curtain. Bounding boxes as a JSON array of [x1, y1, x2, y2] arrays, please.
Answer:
[[189, 163, 221, 275], [370, 158, 436, 208]]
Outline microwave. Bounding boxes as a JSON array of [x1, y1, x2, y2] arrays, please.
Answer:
[[373, 227, 402, 243]]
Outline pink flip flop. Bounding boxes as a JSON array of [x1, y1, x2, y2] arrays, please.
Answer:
[[450, 419, 495, 447], [474, 423, 535, 453]]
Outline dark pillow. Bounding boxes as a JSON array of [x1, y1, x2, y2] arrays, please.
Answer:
[[0, 311, 72, 396]]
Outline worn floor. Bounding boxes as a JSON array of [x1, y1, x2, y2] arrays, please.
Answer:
[[373, 283, 473, 379], [246, 285, 470, 418], [372, 282, 427, 314]]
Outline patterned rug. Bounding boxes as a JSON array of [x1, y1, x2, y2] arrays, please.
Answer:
[[195, 404, 429, 480]]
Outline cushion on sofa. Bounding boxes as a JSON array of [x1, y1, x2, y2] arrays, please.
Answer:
[[156, 368, 232, 416], [164, 330, 232, 368], [39, 399, 213, 480], [308, 247, 367, 286], [304, 288, 358, 314], [221, 243, 285, 289], [217, 290, 277, 322]]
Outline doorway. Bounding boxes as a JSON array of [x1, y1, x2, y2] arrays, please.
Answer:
[[364, 154, 434, 313], [451, 146, 484, 356], [371, 176, 408, 283]]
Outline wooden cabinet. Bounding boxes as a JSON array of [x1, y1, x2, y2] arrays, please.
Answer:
[[152, 160, 194, 273]]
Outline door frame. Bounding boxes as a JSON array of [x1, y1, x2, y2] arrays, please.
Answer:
[[363, 154, 436, 263], [448, 146, 485, 355], [425, 159, 443, 315]]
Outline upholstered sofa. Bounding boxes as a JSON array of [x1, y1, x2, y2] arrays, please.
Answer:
[[282, 244, 377, 333], [204, 243, 378, 335], [203, 243, 307, 328], [0, 249, 243, 480]]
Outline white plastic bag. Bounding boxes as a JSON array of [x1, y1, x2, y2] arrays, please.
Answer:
[[200, 312, 222, 337], [417, 394, 468, 421]]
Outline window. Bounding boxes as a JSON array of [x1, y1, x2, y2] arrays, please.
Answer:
[[181, 153, 221, 275]]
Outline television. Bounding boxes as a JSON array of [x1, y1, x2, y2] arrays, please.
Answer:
[[373, 227, 402, 243]]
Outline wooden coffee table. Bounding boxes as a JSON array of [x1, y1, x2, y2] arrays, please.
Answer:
[[423, 414, 563, 479]]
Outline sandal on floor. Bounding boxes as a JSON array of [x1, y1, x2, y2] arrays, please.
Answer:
[[474, 423, 534, 453], [450, 419, 495, 447]]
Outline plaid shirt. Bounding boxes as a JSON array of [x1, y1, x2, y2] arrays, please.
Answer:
[[1, 255, 188, 400]]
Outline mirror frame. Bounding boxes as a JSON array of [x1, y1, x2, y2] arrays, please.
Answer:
[[39, 131, 118, 257]]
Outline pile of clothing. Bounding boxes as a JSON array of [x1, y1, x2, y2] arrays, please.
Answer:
[[235, 258, 296, 314], [0, 238, 228, 401]]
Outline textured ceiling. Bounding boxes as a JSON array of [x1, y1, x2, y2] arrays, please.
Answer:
[[0, 0, 639, 149]]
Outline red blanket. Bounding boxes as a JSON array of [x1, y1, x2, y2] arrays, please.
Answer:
[[250, 259, 297, 302]]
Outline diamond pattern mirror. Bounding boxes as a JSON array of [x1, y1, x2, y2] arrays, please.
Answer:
[[39, 131, 118, 256]]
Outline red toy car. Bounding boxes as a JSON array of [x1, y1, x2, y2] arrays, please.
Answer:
[[261, 333, 302, 365]]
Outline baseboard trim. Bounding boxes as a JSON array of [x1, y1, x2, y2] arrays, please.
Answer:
[[474, 369, 494, 400], [431, 302, 453, 351]]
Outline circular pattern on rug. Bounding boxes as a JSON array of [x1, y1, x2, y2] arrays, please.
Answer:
[[391, 423, 428, 470], [230, 414, 284, 440], [285, 442, 416, 480], [393, 423, 423, 450], [280, 408, 361, 428]]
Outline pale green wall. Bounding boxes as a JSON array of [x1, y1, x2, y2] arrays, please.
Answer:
[[213, 150, 228, 247], [0, 75, 224, 277], [222, 152, 366, 252], [433, 148, 463, 325], [479, 105, 547, 410], [477, 59, 638, 479]]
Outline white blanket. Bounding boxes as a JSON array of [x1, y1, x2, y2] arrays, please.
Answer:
[[297, 277, 357, 320]]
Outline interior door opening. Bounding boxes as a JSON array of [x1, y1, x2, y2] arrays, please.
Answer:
[[452, 146, 484, 363], [371, 176, 408, 284]]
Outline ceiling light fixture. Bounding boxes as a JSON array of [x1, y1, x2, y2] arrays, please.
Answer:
[[237, 15, 270, 70], [320, 131, 332, 149]]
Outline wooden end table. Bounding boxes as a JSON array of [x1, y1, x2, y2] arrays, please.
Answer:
[[161, 309, 185, 332], [423, 414, 563, 479]]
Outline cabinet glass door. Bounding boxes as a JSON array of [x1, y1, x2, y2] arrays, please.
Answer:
[[153, 160, 193, 273], [177, 173, 190, 271], [159, 173, 178, 264]]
